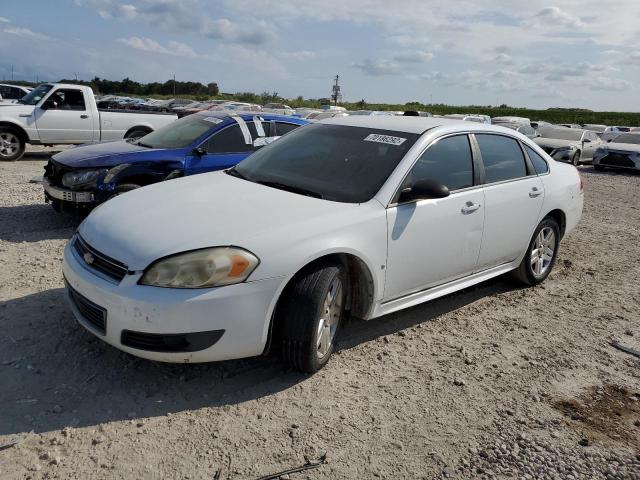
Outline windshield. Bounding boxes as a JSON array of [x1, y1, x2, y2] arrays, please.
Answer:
[[232, 123, 420, 203], [138, 114, 221, 149], [18, 84, 53, 105], [612, 133, 640, 145], [539, 128, 583, 141]]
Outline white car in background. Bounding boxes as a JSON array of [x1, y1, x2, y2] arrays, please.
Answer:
[[262, 103, 295, 115], [0, 83, 32, 103], [535, 126, 603, 165], [63, 117, 583, 372], [443, 114, 490, 124]]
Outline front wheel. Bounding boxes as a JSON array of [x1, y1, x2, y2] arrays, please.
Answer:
[[513, 217, 560, 286], [0, 128, 25, 161], [276, 263, 346, 373], [571, 151, 581, 166]]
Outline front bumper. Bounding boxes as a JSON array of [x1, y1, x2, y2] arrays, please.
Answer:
[[43, 178, 95, 204], [62, 240, 285, 363], [593, 152, 640, 170]]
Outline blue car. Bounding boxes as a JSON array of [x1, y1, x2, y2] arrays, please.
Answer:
[[43, 111, 309, 212]]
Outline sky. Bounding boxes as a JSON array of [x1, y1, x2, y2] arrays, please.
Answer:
[[1, 0, 639, 111]]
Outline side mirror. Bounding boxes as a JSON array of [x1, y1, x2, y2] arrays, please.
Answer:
[[398, 179, 450, 203], [192, 147, 206, 156]]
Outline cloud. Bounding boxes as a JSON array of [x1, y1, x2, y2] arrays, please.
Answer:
[[117, 36, 197, 57], [581, 76, 630, 92], [352, 58, 400, 76], [0, 16, 10, 23], [279, 50, 317, 61], [3, 26, 50, 40], [393, 51, 434, 63], [79, 0, 276, 45], [493, 53, 514, 65], [530, 7, 586, 29]]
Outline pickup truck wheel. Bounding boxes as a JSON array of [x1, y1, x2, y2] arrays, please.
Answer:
[[124, 129, 150, 141], [0, 128, 25, 161], [277, 263, 346, 373], [513, 217, 560, 286]]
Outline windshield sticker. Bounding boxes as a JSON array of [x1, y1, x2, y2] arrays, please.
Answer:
[[364, 134, 407, 146], [202, 117, 223, 124]]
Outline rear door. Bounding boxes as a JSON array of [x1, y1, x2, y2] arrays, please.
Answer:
[[474, 134, 544, 271], [384, 134, 485, 300], [34, 88, 95, 143]]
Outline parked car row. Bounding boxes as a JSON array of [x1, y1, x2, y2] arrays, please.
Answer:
[[35, 112, 585, 373]]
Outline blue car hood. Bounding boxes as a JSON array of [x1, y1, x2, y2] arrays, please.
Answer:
[[52, 140, 187, 168]]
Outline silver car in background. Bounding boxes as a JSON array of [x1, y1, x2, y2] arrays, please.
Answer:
[[534, 127, 602, 165], [592, 133, 640, 171]]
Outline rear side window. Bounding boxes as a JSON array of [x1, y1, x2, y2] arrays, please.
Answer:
[[476, 134, 527, 183], [274, 122, 299, 136], [203, 124, 253, 154], [524, 145, 549, 174], [408, 135, 474, 191]]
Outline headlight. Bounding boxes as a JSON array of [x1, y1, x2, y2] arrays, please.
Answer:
[[62, 169, 106, 188], [139, 247, 259, 288], [104, 163, 131, 183]]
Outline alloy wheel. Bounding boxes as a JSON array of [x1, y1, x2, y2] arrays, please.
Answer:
[[316, 277, 343, 359], [0, 132, 19, 158], [530, 227, 556, 277]]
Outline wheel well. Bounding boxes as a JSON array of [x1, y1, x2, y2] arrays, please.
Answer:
[[546, 209, 566, 238], [264, 253, 376, 355], [124, 126, 152, 138], [117, 174, 156, 187], [0, 122, 28, 144]]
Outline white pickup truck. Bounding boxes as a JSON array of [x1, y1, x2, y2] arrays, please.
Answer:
[[0, 83, 177, 161]]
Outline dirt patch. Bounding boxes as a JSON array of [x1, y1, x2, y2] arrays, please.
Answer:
[[555, 384, 640, 448]]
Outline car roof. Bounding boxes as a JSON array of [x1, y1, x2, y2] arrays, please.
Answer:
[[319, 115, 490, 134], [193, 110, 304, 122]]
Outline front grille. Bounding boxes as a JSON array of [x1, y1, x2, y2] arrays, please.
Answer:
[[74, 235, 128, 283], [67, 282, 107, 334], [600, 153, 635, 168], [121, 329, 225, 353]]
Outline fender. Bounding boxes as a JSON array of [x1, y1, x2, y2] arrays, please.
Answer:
[[0, 121, 31, 144], [95, 160, 184, 200]]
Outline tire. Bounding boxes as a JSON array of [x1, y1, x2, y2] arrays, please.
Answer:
[[594, 165, 605, 171], [124, 129, 150, 141], [276, 263, 346, 373], [0, 127, 25, 161], [571, 151, 581, 166], [513, 217, 560, 286]]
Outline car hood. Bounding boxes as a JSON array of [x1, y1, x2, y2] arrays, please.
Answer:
[[52, 140, 186, 168], [78, 171, 365, 271], [534, 138, 579, 149], [599, 142, 640, 153]]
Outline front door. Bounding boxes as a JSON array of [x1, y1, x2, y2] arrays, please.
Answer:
[[384, 134, 484, 301], [185, 123, 255, 176], [34, 88, 95, 143]]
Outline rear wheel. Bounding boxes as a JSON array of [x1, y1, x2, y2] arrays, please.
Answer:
[[513, 217, 560, 286], [0, 128, 25, 161], [276, 263, 346, 373]]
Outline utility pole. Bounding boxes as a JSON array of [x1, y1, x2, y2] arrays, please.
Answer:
[[11, 64, 14, 81], [331, 75, 341, 106], [75, 72, 78, 82], [173, 74, 176, 96]]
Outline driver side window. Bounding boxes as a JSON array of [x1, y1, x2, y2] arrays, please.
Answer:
[[201, 124, 254, 154], [407, 135, 474, 191], [45, 89, 86, 111]]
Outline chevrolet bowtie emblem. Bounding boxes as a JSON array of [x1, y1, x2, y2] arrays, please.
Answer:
[[83, 252, 95, 265]]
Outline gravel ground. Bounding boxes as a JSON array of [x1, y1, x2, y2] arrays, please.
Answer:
[[0, 147, 639, 480]]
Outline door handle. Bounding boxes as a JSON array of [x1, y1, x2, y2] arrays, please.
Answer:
[[80, 115, 88, 119], [461, 201, 481, 214], [529, 187, 543, 198]]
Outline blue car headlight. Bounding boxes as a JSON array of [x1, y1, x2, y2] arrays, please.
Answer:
[[62, 169, 107, 189]]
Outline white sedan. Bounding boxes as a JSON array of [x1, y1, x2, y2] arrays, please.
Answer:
[[62, 117, 583, 372]]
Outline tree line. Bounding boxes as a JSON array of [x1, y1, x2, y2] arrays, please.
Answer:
[[55, 77, 220, 97]]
